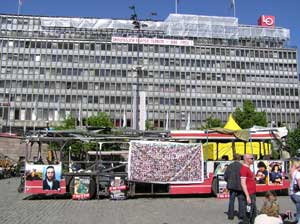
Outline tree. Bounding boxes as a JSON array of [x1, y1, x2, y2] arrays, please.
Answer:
[[287, 128, 300, 156], [51, 113, 112, 157], [86, 112, 113, 128], [201, 116, 223, 129], [54, 115, 76, 130], [234, 100, 267, 129], [145, 119, 155, 130]]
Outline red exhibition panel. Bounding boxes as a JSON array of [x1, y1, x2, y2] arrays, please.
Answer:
[[256, 179, 290, 193], [25, 179, 66, 194]]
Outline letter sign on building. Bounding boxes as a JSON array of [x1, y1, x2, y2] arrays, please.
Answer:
[[258, 15, 275, 27]]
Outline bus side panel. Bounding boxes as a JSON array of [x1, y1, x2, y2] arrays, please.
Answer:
[[169, 173, 214, 195], [256, 179, 290, 193]]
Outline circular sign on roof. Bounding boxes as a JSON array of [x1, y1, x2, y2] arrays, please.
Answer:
[[258, 15, 275, 27]]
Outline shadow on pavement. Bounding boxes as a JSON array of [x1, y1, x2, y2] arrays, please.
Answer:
[[23, 193, 71, 200]]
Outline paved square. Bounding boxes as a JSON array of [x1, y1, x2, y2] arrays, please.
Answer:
[[0, 178, 295, 224]]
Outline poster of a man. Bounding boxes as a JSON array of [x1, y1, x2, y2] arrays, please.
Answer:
[[43, 165, 60, 190]]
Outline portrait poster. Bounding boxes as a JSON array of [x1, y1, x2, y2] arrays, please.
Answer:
[[24, 163, 66, 194], [109, 177, 127, 200], [267, 160, 284, 185], [72, 176, 90, 200], [254, 160, 284, 185], [254, 161, 269, 185], [217, 175, 229, 199]]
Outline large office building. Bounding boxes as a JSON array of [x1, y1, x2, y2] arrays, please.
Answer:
[[0, 13, 298, 131]]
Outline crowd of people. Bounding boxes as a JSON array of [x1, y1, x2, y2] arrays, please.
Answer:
[[129, 141, 203, 183]]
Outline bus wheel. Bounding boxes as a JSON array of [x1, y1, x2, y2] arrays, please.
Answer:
[[17, 177, 25, 193], [275, 189, 288, 196], [211, 178, 218, 196], [17, 184, 24, 193]]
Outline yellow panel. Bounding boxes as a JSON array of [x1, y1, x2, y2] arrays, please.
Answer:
[[202, 141, 271, 161]]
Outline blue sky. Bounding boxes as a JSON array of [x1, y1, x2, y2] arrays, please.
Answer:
[[0, 0, 299, 52]]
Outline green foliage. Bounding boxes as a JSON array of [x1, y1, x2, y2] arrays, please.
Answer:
[[287, 128, 300, 156], [234, 100, 267, 129], [86, 112, 113, 128], [271, 149, 280, 159], [64, 141, 98, 160], [101, 143, 122, 151], [54, 115, 76, 130], [49, 142, 60, 151], [67, 141, 83, 157], [145, 119, 155, 130], [83, 142, 98, 151], [50, 113, 113, 158], [201, 116, 223, 129]]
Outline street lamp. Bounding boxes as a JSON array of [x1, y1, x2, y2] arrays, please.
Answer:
[[4, 86, 12, 134], [129, 6, 157, 131], [129, 5, 147, 131]]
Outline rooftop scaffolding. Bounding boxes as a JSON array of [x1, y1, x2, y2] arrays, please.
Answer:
[[38, 13, 290, 41]]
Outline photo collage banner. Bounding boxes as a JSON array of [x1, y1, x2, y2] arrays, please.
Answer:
[[128, 141, 204, 184]]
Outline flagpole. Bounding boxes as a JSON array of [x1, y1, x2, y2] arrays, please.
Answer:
[[122, 108, 126, 128], [186, 113, 191, 130], [17, 0, 22, 15], [233, 0, 236, 17], [17, 1, 20, 15], [165, 111, 169, 131], [175, 0, 178, 14]]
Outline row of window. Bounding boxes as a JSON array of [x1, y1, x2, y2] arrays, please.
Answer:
[[0, 39, 297, 59], [1, 53, 298, 76], [0, 28, 287, 50], [0, 78, 299, 97], [1, 92, 299, 110], [149, 97, 300, 109], [0, 17, 40, 25], [1, 107, 298, 129], [1, 64, 297, 85]]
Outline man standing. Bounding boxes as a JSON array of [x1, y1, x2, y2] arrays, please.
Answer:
[[240, 154, 256, 224], [224, 154, 244, 220], [43, 165, 60, 190]]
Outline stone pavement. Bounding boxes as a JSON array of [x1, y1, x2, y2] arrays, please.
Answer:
[[0, 178, 296, 224]]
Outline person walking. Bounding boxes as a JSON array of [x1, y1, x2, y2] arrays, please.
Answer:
[[240, 154, 257, 224], [290, 161, 300, 224], [224, 154, 244, 220]]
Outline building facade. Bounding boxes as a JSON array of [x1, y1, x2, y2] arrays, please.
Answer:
[[0, 13, 298, 131]]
